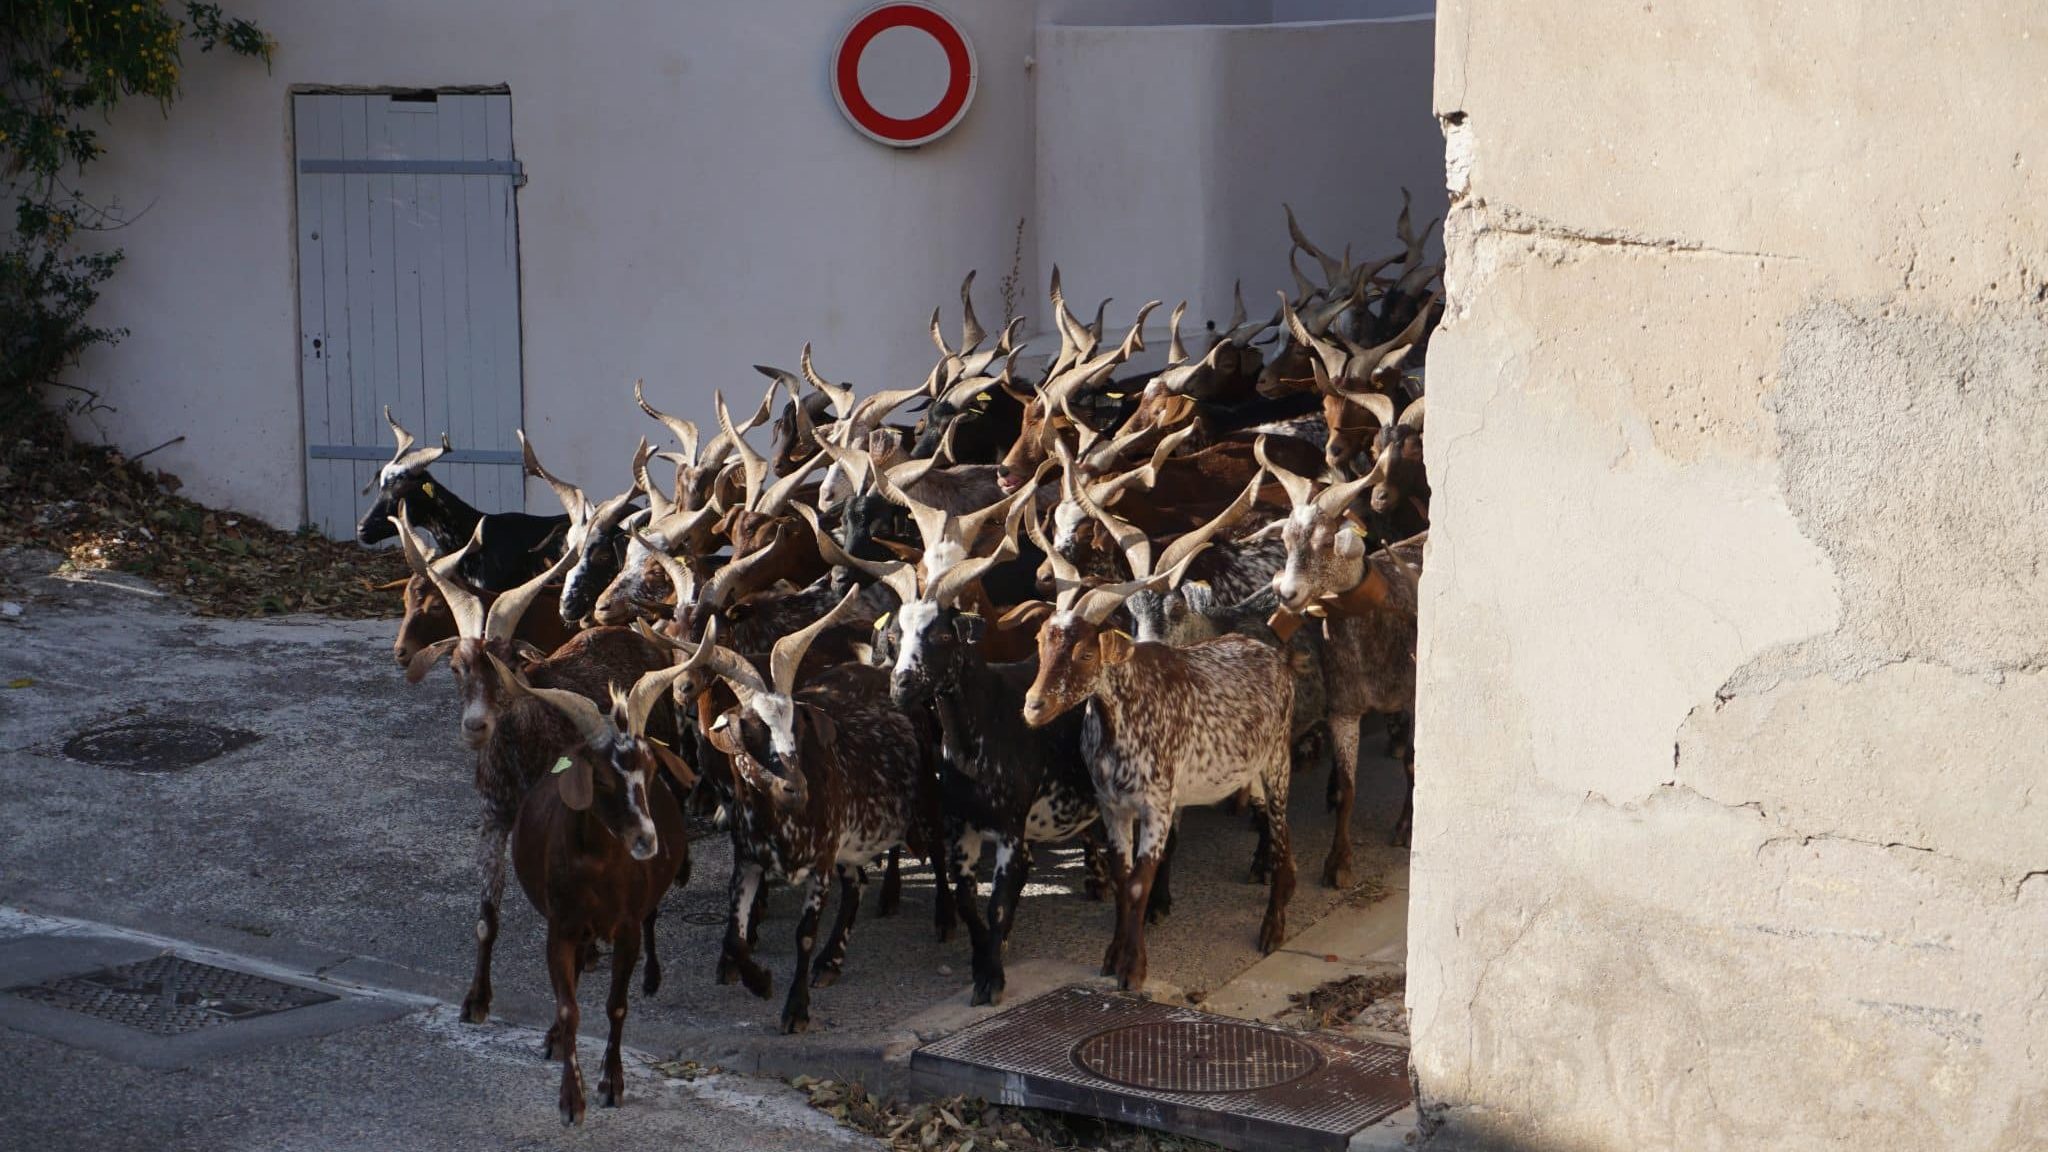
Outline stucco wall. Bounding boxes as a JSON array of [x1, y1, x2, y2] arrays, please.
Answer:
[[56, 0, 1438, 533], [1413, 3, 2048, 1149]]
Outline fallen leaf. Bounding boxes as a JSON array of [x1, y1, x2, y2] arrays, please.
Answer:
[[6, 678, 32, 689]]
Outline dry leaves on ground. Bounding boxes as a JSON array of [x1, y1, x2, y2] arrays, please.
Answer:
[[794, 1076, 1224, 1152], [1283, 970, 1408, 1034], [0, 416, 404, 618]]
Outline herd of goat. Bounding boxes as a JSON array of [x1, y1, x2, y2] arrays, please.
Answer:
[[359, 204, 1437, 1124]]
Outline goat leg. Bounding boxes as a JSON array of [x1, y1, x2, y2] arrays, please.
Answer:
[[876, 846, 903, 917], [1080, 825, 1111, 902], [640, 908, 662, 997], [1146, 827, 1176, 924], [461, 822, 509, 1025], [949, 834, 993, 996], [719, 860, 773, 999], [781, 869, 830, 1034], [1322, 713, 1362, 889], [1258, 762, 1297, 955], [974, 835, 1029, 1007], [1389, 713, 1415, 847], [811, 864, 865, 988], [1118, 851, 1163, 993], [547, 928, 586, 1126], [597, 924, 639, 1109], [1099, 824, 1134, 978]]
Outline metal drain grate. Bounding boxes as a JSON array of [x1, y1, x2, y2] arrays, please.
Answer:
[[1074, 1020, 1324, 1093], [914, 986, 1411, 1152], [11, 955, 336, 1036], [63, 719, 259, 772]]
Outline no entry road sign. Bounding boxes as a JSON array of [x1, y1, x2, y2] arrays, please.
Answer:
[[831, 3, 977, 148]]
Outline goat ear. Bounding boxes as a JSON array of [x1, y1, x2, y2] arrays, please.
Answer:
[[1098, 629, 1136, 666], [953, 612, 986, 645], [511, 640, 549, 667], [405, 637, 459, 684], [704, 713, 744, 758], [556, 754, 595, 811], [803, 704, 838, 749], [648, 740, 699, 792], [997, 601, 1053, 632]]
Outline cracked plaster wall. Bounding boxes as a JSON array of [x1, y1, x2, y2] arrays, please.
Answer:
[[1412, 3, 2048, 1149]]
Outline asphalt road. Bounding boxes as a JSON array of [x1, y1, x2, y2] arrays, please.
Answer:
[[0, 550, 1409, 1148]]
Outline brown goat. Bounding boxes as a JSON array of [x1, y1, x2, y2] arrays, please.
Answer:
[[392, 574, 574, 671], [493, 656, 695, 1125]]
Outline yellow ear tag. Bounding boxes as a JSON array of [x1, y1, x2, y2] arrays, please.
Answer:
[[1109, 629, 1133, 643], [1106, 392, 1126, 400], [647, 736, 669, 748], [551, 756, 572, 774], [975, 392, 991, 403], [1347, 522, 1367, 539], [422, 481, 438, 497], [873, 611, 893, 631]]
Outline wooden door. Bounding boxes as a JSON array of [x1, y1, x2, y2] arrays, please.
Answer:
[[293, 91, 525, 537]]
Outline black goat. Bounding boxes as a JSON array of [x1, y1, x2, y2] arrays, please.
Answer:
[[358, 408, 568, 592]]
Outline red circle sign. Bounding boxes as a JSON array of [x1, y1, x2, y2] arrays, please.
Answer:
[[831, 3, 977, 148]]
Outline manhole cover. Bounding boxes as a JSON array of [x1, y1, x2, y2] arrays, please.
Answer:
[[11, 955, 336, 1036], [1073, 1020, 1323, 1093], [62, 719, 258, 772]]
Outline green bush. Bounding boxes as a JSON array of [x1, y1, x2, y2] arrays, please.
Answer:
[[1, 2, 271, 418]]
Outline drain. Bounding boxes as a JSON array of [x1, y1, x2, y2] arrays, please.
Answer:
[[914, 985, 1412, 1151], [62, 718, 258, 772], [11, 955, 336, 1036], [1073, 1020, 1323, 1093]]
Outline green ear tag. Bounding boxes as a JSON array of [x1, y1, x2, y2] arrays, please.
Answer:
[[551, 756, 572, 774]]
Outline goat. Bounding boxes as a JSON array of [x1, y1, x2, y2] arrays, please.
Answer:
[[491, 656, 695, 1125], [1265, 444, 1426, 867], [392, 569, 574, 671], [396, 511, 679, 1026], [357, 408, 569, 591], [1012, 481, 1293, 992], [692, 593, 947, 1032]]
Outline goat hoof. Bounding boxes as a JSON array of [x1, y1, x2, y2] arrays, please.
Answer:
[[780, 1010, 811, 1035], [810, 964, 842, 989], [741, 966, 774, 1001], [1083, 880, 1107, 902], [642, 961, 662, 997], [1322, 859, 1356, 890], [560, 1073, 586, 1126], [459, 995, 490, 1026], [1258, 917, 1287, 955], [598, 1077, 622, 1108], [1145, 901, 1172, 926], [971, 978, 1004, 1007]]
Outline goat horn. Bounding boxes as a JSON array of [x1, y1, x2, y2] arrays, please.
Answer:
[[1048, 265, 1080, 375], [1023, 499, 1087, 611], [519, 430, 588, 534], [1073, 575, 1157, 627], [795, 503, 921, 607], [405, 507, 487, 640], [624, 631, 712, 738], [633, 532, 698, 618], [715, 391, 768, 513], [634, 380, 700, 464], [632, 437, 678, 521], [769, 586, 861, 698], [488, 653, 612, 747], [960, 270, 987, 349], [700, 635, 769, 714], [1059, 438, 1150, 578], [927, 532, 1019, 612], [797, 343, 856, 420], [485, 530, 575, 644], [1229, 281, 1248, 330], [1350, 389, 1397, 429], [849, 385, 927, 442], [929, 305, 956, 361], [755, 416, 826, 517], [954, 457, 1051, 555], [698, 525, 787, 612], [1284, 202, 1345, 290], [1287, 248, 1319, 306], [1256, 435, 1313, 510], [1165, 301, 1189, 366], [867, 451, 950, 558], [372, 406, 449, 493], [1156, 470, 1261, 577], [1314, 470, 1378, 518], [1399, 395, 1426, 430]]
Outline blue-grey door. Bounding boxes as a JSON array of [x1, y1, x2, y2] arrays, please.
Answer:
[[293, 91, 525, 538]]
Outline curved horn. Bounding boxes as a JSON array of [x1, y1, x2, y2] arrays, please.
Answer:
[[1348, 389, 1397, 429], [769, 586, 861, 697], [1156, 471, 1261, 577], [485, 535, 575, 643], [1256, 435, 1313, 510], [959, 270, 987, 349], [927, 532, 1019, 611], [404, 506, 486, 639], [953, 458, 1050, 554], [1314, 470, 1378, 518], [635, 380, 700, 463], [699, 637, 769, 715], [1062, 438, 1150, 579], [1399, 395, 1426, 430], [488, 654, 612, 747], [1023, 497, 1087, 609], [1165, 301, 1189, 366], [795, 503, 921, 606], [1073, 575, 1158, 626], [634, 532, 698, 618], [373, 406, 449, 493], [1284, 202, 1345, 290], [633, 438, 677, 521], [798, 343, 856, 420], [519, 430, 588, 530], [624, 633, 712, 737], [715, 391, 768, 512]]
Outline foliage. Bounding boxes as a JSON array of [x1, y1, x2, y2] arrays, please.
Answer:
[[0, 1, 272, 407]]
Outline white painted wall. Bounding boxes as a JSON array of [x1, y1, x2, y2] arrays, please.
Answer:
[[59, 0, 1438, 531], [1035, 14, 1443, 344]]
